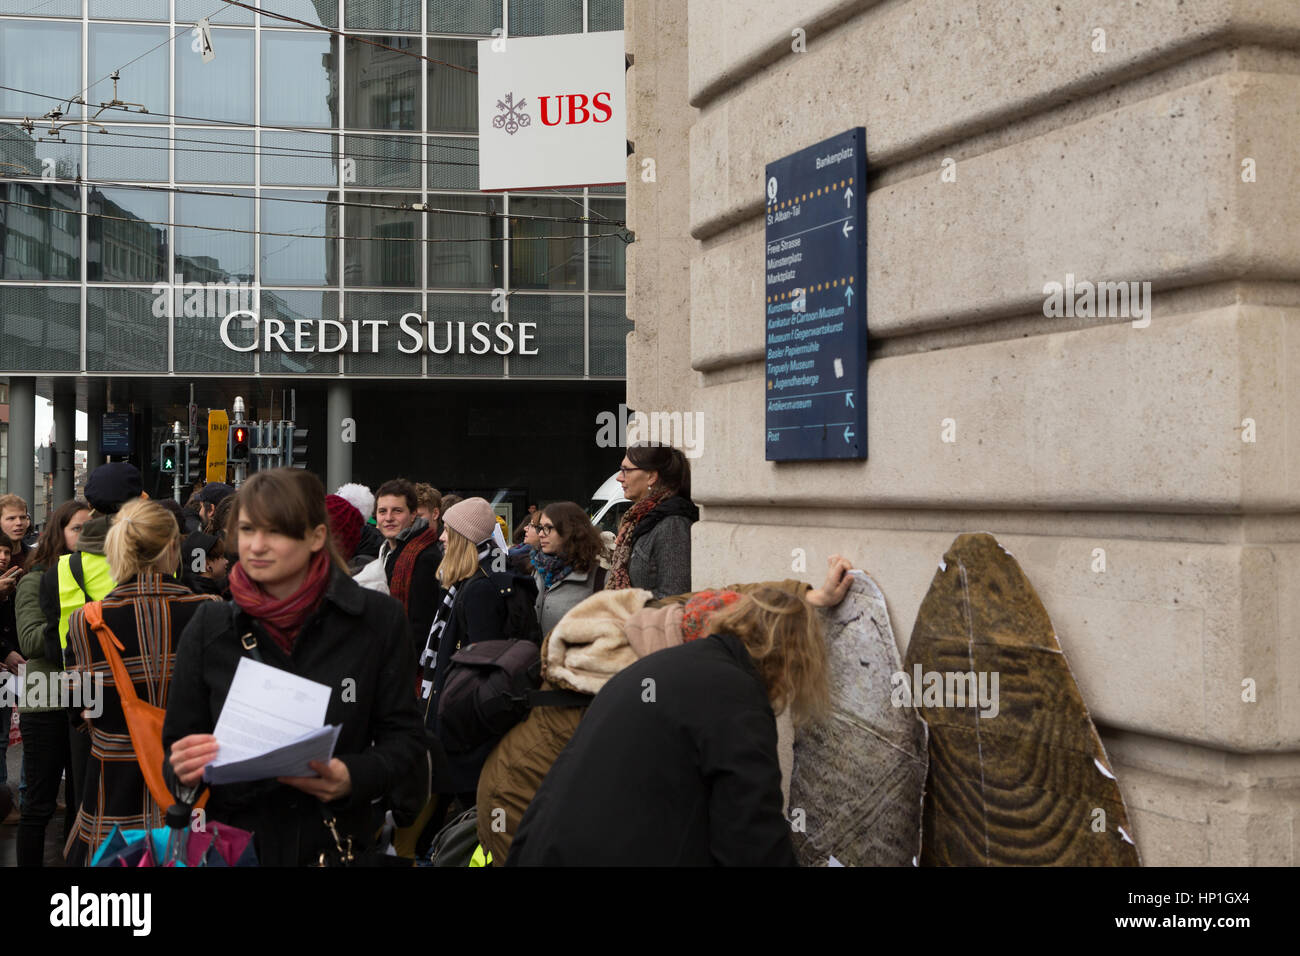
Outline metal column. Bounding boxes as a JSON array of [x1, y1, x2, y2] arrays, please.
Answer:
[[53, 380, 76, 503], [85, 384, 105, 471], [326, 382, 352, 493], [6, 377, 36, 509]]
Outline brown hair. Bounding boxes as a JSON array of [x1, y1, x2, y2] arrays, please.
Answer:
[[626, 443, 691, 498], [105, 498, 181, 581], [375, 478, 418, 512], [27, 498, 91, 571], [414, 483, 442, 516], [0, 493, 27, 516], [231, 468, 346, 571], [540, 501, 607, 573], [703, 587, 830, 726]]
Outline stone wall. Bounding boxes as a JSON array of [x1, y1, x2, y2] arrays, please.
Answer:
[[625, 0, 1300, 864]]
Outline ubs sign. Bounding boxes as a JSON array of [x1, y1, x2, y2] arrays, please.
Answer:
[[478, 31, 627, 191]]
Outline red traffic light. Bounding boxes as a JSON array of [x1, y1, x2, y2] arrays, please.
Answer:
[[234, 426, 247, 443]]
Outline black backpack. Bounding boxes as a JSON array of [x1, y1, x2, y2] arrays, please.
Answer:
[[436, 639, 591, 755]]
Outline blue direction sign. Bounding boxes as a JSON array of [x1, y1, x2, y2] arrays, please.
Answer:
[[764, 128, 866, 461]]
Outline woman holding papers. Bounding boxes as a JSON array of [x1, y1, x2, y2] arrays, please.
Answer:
[[162, 468, 426, 866], [64, 499, 219, 865]]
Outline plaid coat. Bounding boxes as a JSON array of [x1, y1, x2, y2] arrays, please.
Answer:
[[64, 572, 219, 865]]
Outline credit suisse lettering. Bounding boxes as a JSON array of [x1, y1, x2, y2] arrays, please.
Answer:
[[219, 311, 538, 356], [537, 92, 614, 126]]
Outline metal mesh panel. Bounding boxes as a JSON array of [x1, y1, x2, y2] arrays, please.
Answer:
[[262, 131, 339, 186], [508, 195, 583, 291], [588, 294, 628, 376], [177, 28, 255, 124], [588, 0, 623, 32], [0, 124, 80, 181], [0, 21, 80, 120], [0, 182, 80, 281], [428, 0, 501, 35], [344, 133, 419, 188], [427, 136, 477, 189], [0, 0, 78, 15], [342, 291, 422, 374], [508, 0, 580, 36], [260, 32, 337, 128], [427, 39, 477, 133], [0, 284, 79, 371], [174, 301, 255, 373], [253, 0, 334, 27], [88, 187, 167, 282], [427, 193, 502, 289], [261, 190, 339, 286], [174, 128, 254, 183], [88, 24, 168, 124], [259, 290, 343, 374], [344, 192, 419, 287], [174, 191, 254, 283], [346, 0, 420, 31], [89, 0, 168, 21], [589, 197, 626, 291], [507, 294, 583, 377], [86, 286, 166, 372], [425, 293, 506, 376], [179, 0, 254, 24], [87, 128, 169, 181], [345, 36, 422, 131]]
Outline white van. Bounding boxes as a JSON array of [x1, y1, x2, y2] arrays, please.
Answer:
[[589, 472, 631, 534]]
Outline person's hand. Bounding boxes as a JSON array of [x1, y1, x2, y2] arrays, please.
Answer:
[[170, 733, 219, 787], [279, 759, 352, 802], [806, 555, 854, 608], [3, 650, 23, 673], [0, 565, 21, 598]]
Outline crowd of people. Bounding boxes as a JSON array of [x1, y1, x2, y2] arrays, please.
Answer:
[[0, 442, 854, 866]]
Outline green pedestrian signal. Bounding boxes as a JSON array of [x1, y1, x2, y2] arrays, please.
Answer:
[[160, 440, 179, 475]]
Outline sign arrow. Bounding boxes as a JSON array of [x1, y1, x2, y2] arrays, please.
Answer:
[[844, 284, 854, 305], [843, 426, 854, 443], [845, 391, 854, 408], [842, 220, 853, 238], [844, 187, 853, 207]]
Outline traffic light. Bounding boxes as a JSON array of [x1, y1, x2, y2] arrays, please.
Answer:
[[185, 440, 203, 483], [159, 440, 179, 475], [287, 426, 308, 469], [229, 424, 250, 463]]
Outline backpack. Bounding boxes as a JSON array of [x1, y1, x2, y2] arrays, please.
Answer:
[[436, 639, 592, 756]]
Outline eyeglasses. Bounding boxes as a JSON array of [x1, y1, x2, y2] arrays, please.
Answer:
[[617, 466, 643, 476], [537, 523, 556, 535]]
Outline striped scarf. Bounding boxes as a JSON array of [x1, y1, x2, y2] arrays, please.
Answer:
[[418, 539, 499, 701], [605, 487, 669, 591]]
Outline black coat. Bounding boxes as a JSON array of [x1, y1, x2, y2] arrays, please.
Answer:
[[355, 523, 384, 561], [161, 566, 427, 866], [508, 633, 797, 867]]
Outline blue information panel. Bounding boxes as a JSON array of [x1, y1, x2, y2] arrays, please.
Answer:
[[764, 128, 867, 461], [100, 412, 134, 456]]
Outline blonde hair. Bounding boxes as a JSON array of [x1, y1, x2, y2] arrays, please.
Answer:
[[436, 526, 482, 588], [105, 498, 180, 581], [703, 587, 831, 726]]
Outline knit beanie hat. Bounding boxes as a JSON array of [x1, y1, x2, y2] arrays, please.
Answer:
[[442, 496, 497, 546], [325, 494, 363, 561], [84, 462, 143, 514], [334, 482, 375, 520]]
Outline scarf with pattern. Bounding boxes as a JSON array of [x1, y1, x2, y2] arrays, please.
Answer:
[[418, 538, 500, 702], [227, 549, 332, 656], [531, 549, 574, 590], [389, 526, 440, 611], [604, 486, 670, 591]]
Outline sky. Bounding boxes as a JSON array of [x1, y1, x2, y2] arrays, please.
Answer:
[[32, 399, 87, 448]]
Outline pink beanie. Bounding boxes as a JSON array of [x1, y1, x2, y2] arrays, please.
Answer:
[[443, 497, 498, 545]]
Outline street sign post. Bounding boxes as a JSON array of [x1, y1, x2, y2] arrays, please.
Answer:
[[206, 410, 229, 483], [764, 128, 867, 461]]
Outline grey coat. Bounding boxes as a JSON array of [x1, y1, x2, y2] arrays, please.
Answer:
[[535, 566, 604, 638], [629, 515, 693, 600]]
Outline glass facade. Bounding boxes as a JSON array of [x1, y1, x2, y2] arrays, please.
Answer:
[[0, 1, 627, 379]]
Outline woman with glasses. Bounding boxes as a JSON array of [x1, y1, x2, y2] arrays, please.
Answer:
[[607, 444, 699, 599], [532, 502, 610, 638], [508, 512, 542, 576]]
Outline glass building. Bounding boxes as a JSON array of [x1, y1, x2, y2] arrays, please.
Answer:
[[0, 0, 628, 511]]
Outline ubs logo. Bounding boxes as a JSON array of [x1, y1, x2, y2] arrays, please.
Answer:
[[493, 92, 531, 135], [492, 91, 615, 133]]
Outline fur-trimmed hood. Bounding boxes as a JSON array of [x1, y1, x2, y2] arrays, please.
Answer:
[[542, 587, 653, 694]]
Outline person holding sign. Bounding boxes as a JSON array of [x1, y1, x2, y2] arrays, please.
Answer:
[[162, 469, 426, 866]]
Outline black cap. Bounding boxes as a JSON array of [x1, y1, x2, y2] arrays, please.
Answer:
[[83, 462, 143, 515], [196, 482, 235, 505]]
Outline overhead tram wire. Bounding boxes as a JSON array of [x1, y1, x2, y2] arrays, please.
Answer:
[[0, 194, 627, 243], [0, 175, 626, 228]]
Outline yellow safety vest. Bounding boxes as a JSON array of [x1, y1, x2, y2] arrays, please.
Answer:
[[468, 844, 493, 867], [56, 552, 116, 648]]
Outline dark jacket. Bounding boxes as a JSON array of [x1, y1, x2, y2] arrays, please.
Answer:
[[508, 632, 796, 866], [628, 495, 698, 599], [355, 523, 384, 562], [161, 566, 427, 866]]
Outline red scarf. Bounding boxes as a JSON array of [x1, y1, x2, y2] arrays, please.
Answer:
[[228, 549, 332, 656], [390, 527, 440, 611]]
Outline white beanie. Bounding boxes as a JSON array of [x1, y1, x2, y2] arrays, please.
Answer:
[[334, 482, 375, 519]]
